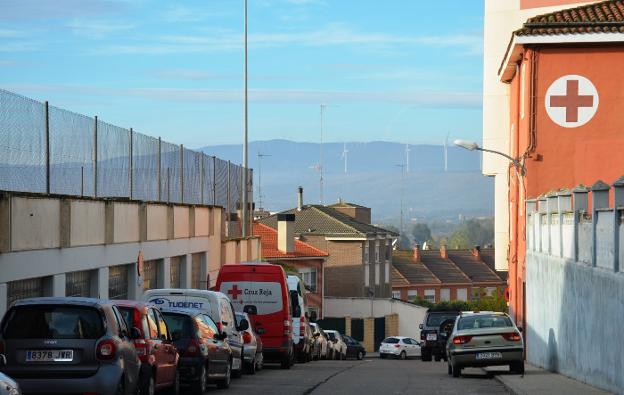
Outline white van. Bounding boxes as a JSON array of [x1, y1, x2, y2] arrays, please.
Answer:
[[143, 288, 247, 376], [287, 275, 310, 362]]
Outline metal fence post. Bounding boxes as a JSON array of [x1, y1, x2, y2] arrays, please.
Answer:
[[167, 168, 171, 203], [227, 161, 231, 236], [80, 166, 84, 197], [212, 156, 217, 205], [45, 101, 50, 194], [129, 127, 133, 200], [93, 116, 98, 198], [157, 137, 161, 202], [200, 153, 205, 205], [180, 145, 184, 204]]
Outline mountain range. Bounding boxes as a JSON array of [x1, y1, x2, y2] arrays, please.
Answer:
[[200, 140, 493, 225]]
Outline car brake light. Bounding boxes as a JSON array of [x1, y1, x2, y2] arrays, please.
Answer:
[[96, 339, 116, 360], [394, 344, 401, 348], [501, 332, 522, 341], [243, 332, 253, 344], [452, 335, 473, 345], [133, 339, 147, 356]]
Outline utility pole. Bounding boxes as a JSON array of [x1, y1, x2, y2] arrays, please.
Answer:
[[241, 0, 249, 237], [395, 164, 406, 243], [257, 153, 271, 210], [405, 143, 410, 173]]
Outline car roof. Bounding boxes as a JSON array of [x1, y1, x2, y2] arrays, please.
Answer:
[[12, 297, 106, 308], [109, 300, 152, 309], [459, 311, 507, 317], [385, 336, 410, 339]]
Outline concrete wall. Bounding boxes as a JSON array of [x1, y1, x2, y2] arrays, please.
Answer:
[[69, 200, 105, 247], [11, 196, 61, 251], [194, 207, 210, 236], [173, 206, 189, 238], [112, 202, 140, 243], [324, 297, 428, 340], [146, 204, 168, 240]]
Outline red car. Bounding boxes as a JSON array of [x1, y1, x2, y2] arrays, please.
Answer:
[[113, 300, 180, 395]]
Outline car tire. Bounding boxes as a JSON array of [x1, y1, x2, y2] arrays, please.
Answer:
[[421, 349, 432, 362], [246, 357, 256, 375], [167, 370, 180, 395], [510, 361, 525, 375], [280, 353, 291, 369], [256, 353, 264, 371], [434, 355, 441, 362], [193, 365, 207, 395], [447, 361, 452, 375], [452, 364, 461, 378], [357, 351, 363, 360], [399, 351, 407, 360], [380, 353, 387, 359], [216, 361, 231, 389]]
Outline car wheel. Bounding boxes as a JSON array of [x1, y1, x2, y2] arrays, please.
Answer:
[[193, 365, 207, 395], [447, 361, 453, 375], [357, 351, 363, 360], [217, 361, 231, 389], [280, 352, 291, 369], [246, 357, 256, 375], [168, 370, 180, 395], [256, 353, 263, 371], [399, 351, 407, 360], [380, 353, 387, 359], [421, 349, 432, 362], [510, 361, 525, 375], [452, 364, 461, 378]]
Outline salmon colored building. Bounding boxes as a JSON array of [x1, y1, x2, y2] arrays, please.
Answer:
[[490, 0, 624, 326]]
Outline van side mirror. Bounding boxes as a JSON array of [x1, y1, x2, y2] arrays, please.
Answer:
[[238, 318, 249, 331]]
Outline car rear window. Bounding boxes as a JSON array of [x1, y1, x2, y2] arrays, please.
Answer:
[[457, 315, 513, 330], [383, 337, 399, 344], [162, 313, 194, 339], [426, 313, 459, 327], [117, 307, 134, 329], [2, 305, 104, 339]]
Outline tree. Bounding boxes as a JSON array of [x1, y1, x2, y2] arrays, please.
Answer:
[[446, 218, 494, 249], [385, 224, 411, 249], [412, 223, 432, 245]]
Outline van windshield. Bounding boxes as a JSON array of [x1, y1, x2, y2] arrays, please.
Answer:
[[2, 306, 104, 339]]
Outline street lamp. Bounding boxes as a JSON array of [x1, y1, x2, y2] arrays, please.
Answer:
[[241, 0, 250, 237], [453, 139, 526, 176]]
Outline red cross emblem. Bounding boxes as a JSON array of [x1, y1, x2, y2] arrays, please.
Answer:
[[228, 285, 242, 300], [545, 75, 598, 128]]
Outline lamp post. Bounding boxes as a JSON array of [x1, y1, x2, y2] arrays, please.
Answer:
[[453, 139, 527, 176], [241, 0, 249, 237], [395, 164, 406, 245]]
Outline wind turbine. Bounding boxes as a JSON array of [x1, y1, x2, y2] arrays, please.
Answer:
[[405, 143, 410, 173], [341, 142, 349, 174], [257, 152, 271, 210]]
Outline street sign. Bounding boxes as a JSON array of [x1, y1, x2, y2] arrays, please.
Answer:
[[545, 74, 598, 128]]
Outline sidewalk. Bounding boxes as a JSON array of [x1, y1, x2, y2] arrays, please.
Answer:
[[484, 364, 612, 395]]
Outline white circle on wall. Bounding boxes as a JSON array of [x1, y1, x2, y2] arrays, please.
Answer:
[[544, 74, 598, 128]]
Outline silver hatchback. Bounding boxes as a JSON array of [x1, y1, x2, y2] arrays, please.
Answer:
[[0, 297, 141, 395], [446, 312, 524, 377]]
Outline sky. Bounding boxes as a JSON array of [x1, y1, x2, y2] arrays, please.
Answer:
[[0, 0, 485, 149]]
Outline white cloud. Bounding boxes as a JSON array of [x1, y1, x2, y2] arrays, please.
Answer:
[[66, 19, 135, 38]]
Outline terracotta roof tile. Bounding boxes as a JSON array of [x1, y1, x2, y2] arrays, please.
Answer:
[[446, 250, 506, 284], [516, 0, 624, 36], [253, 222, 329, 259], [392, 251, 441, 286]]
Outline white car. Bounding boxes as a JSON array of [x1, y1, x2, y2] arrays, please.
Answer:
[[379, 336, 422, 360], [324, 330, 347, 360]]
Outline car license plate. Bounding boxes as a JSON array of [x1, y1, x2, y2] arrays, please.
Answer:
[[475, 352, 502, 360], [426, 333, 437, 341], [26, 350, 73, 362]]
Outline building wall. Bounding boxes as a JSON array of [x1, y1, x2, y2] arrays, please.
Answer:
[[271, 258, 324, 318]]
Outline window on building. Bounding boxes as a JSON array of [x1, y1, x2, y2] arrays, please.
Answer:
[[375, 240, 380, 263], [457, 288, 468, 302], [407, 290, 417, 299], [66, 270, 92, 297], [170, 256, 181, 289], [364, 242, 370, 264], [364, 265, 370, 287], [392, 290, 401, 299], [108, 265, 128, 300], [424, 289, 436, 303], [7, 277, 44, 307], [191, 253, 202, 290], [440, 288, 450, 302], [307, 307, 319, 322], [143, 260, 158, 291], [299, 268, 317, 293], [375, 264, 380, 286], [485, 287, 496, 297], [384, 262, 390, 284]]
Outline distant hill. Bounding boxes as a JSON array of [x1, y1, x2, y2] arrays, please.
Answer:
[[199, 140, 493, 224]]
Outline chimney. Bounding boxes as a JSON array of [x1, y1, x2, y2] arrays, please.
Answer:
[[277, 213, 295, 253], [297, 186, 303, 211], [472, 245, 481, 260], [440, 244, 448, 259], [413, 244, 421, 263]]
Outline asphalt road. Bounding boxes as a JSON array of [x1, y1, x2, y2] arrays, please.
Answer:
[[197, 357, 510, 395]]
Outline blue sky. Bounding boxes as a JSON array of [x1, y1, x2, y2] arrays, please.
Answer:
[[0, 0, 484, 148]]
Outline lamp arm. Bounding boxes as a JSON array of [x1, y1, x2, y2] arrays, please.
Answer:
[[476, 147, 527, 176]]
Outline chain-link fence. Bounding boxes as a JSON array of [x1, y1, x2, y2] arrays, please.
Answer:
[[0, 89, 252, 225]]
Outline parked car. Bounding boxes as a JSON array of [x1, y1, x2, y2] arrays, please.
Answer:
[[161, 309, 234, 392], [324, 330, 347, 360], [379, 337, 421, 360], [309, 323, 329, 360], [419, 309, 461, 361], [343, 336, 366, 360], [0, 356, 20, 395], [287, 275, 312, 363], [235, 312, 264, 374], [113, 300, 179, 395], [0, 297, 140, 395], [143, 288, 245, 378], [216, 262, 294, 369], [446, 312, 524, 378]]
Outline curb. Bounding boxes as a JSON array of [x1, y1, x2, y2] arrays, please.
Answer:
[[488, 371, 522, 395]]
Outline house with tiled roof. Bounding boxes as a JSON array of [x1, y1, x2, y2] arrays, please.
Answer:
[[253, 220, 328, 319], [259, 189, 397, 298], [392, 246, 506, 303]]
